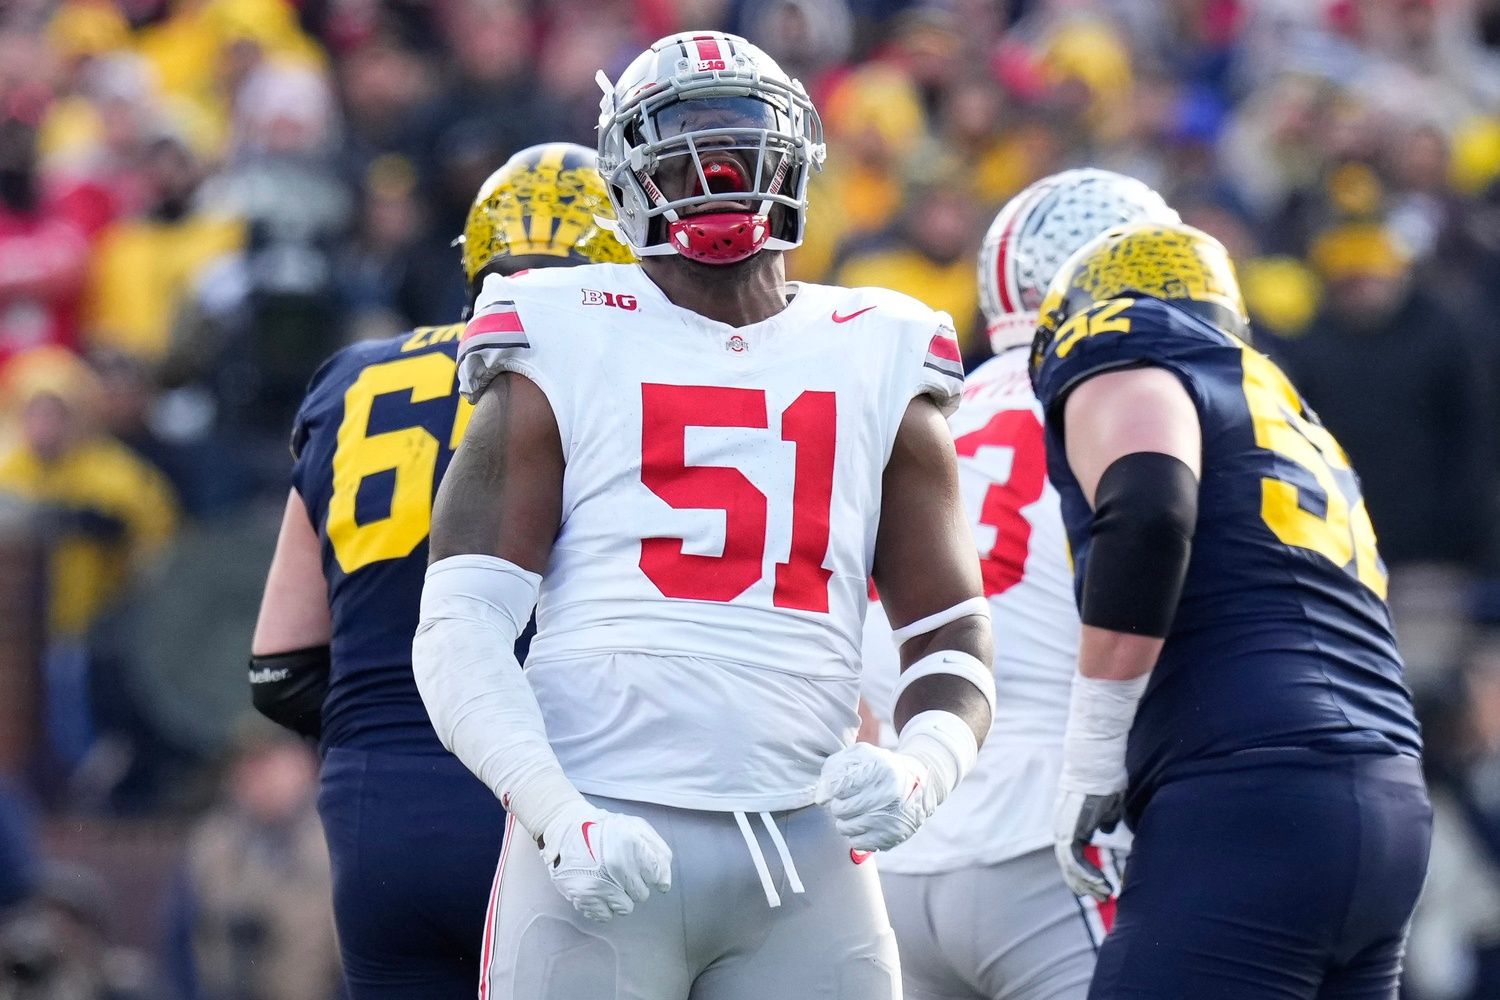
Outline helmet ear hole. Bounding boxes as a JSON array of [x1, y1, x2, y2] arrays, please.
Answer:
[[768, 203, 795, 244]]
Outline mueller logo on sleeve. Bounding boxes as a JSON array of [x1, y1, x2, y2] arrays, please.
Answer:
[[581, 289, 640, 311]]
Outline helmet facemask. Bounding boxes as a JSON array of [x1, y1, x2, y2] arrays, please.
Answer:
[[596, 36, 825, 265]]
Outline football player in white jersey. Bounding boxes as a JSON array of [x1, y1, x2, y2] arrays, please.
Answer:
[[411, 31, 995, 1000], [860, 169, 1180, 1000]]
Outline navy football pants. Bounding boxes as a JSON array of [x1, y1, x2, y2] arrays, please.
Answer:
[[318, 747, 506, 999], [1090, 752, 1430, 1000]]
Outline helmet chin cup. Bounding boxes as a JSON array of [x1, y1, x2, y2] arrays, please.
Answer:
[[667, 211, 770, 265]]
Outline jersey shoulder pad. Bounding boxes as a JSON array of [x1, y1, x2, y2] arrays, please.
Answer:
[[1033, 296, 1222, 416], [458, 275, 538, 402], [814, 283, 965, 415], [456, 264, 629, 401], [817, 282, 942, 328]]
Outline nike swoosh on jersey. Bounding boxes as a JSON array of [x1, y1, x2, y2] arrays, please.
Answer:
[[831, 306, 877, 324]]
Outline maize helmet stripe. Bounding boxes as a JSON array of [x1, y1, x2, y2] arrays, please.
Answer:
[[460, 141, 634, 284]]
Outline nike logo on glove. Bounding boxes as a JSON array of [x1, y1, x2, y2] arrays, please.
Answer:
[[850, 848, 873, 865], [581, 821, 598, 860], [831, 306, 877, 324]]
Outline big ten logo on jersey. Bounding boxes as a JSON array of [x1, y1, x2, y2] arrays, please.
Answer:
[[581, 288, 639, 311], [637, 383, 837, 614]]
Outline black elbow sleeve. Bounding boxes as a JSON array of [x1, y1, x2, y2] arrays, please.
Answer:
[[1079, 452, 1198, 637], [249, 646, 330, 739]]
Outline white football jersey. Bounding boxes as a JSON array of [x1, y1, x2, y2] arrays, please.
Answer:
[[862, 346, 1096, 873], [459, 262, 963, 812]]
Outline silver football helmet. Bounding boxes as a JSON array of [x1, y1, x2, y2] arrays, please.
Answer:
[[595, 31, 826, 265], [978, 169, 1179, 352]]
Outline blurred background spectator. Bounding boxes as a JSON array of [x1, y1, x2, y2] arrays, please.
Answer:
[[163, 726, 336, 1000], [0, 0, 1495, 995]]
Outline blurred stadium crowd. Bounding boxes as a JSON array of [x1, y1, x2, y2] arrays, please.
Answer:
[[0, 0, 1499, 996]]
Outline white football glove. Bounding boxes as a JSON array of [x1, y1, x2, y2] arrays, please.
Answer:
[[536, 801, 673, 922], [815, 742, 943, 851], [1052, 672, 1147, 901], [1052, 785, 1125, 901]]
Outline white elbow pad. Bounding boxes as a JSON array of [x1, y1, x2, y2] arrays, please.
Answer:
[[413, 555, 581, 839]]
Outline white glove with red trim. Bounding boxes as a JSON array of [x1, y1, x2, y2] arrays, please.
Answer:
[[536, 800, 672, 922], [816, 742, 941, 851]]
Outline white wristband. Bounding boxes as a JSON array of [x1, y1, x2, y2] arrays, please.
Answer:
[[1059, 672, 1151, 794], [897, 709, 980, 804]]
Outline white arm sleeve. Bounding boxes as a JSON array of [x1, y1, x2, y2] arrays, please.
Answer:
[[413, 554, 583, 840]]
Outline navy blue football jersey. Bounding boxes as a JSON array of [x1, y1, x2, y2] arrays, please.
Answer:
[[291, 324, 472, 753], [1032, 296, 1422, 804]]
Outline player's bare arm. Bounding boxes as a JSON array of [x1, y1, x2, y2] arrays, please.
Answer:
[[1053, 365, 1202, 899], [817, 394, 995, 853], [249, 488, 333, 738], [875, 395, 993, 737], [416, 370, 672, 923], [428, 372, 563, 569]]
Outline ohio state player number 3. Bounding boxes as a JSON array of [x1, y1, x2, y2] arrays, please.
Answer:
[[640, 383, 835, 613]]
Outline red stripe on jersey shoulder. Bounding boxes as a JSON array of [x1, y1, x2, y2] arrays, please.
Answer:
[[927, 329, 962, 364], [463, 304, 525, 342]]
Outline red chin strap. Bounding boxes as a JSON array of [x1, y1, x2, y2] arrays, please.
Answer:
[[667, 211, 771, 265]]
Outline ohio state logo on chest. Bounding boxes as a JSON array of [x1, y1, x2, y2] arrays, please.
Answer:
[[581, 288, 639, 311]]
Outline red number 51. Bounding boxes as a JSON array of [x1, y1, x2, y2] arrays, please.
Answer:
[[639, 384, 836, 612]]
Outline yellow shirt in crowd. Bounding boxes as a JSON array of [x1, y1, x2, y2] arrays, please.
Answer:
[[83, 215, 244, 362], [0, 438, 178, 637]]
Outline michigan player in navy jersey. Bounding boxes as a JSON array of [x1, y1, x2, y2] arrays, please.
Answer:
[[1029, 222, 1430, 999], [249, 143, 634, 998]]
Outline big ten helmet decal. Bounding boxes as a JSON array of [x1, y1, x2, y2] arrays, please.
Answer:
[[595, 31, 826, 265], [979, 169, 1179, 353], [459, 141, 635, 290]]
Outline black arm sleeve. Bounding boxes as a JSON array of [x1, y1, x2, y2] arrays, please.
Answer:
[[1079, 452, 1198, 637], [249, 646, 330, 739]]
